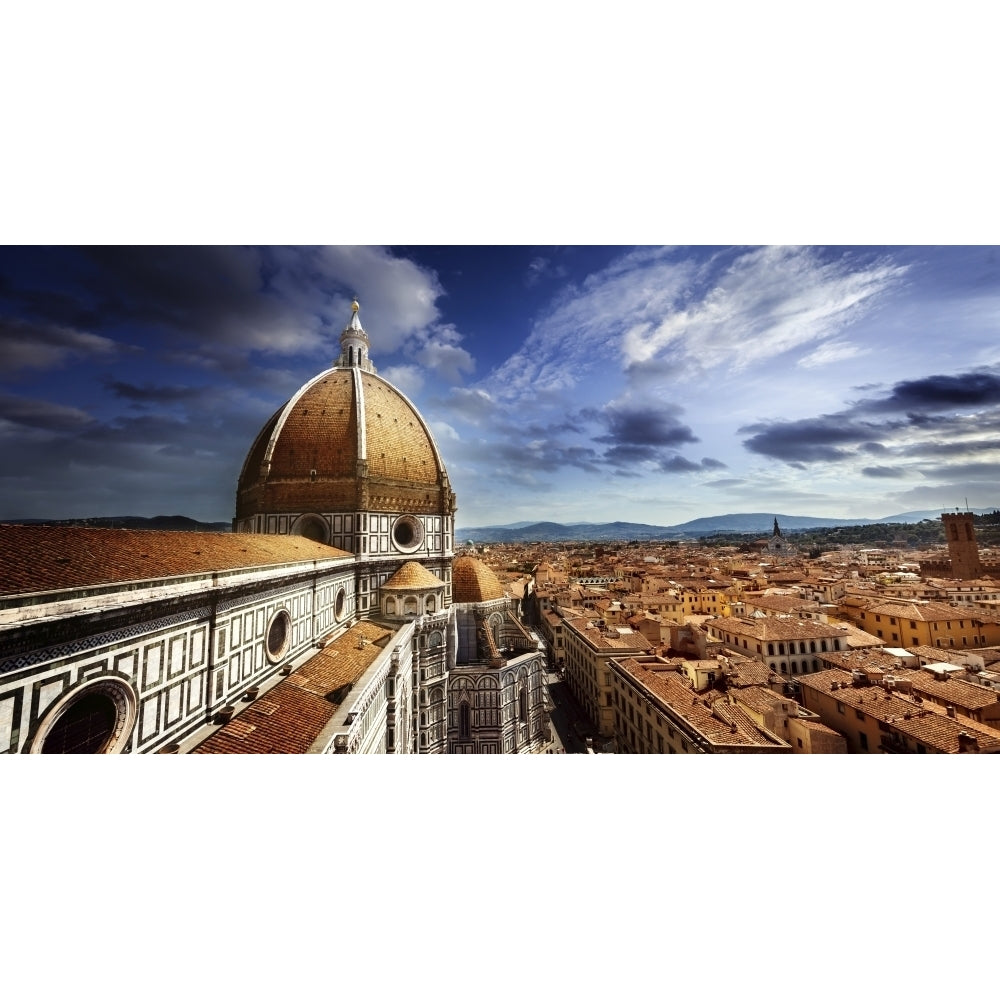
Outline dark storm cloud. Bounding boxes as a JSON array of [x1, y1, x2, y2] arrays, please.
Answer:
[[451, 434, 601, 476], [862, 465, 907, 478], [588, 402, 701, 470], [593, 405, 699, 449], [602, 443, 662, 466], [740, 415, 883, 463], [0, 390, 267, 520], [700, 457, 727, 469], [104, 380, 204, 405], [901, 437, 1000, 460], [659, 455, 702, 473], [0, 392, 95, 431], [860, 370, 1000, 413], [741, 365, 1000, 468], [0, 247, 348, 363], [522, 419, 583, 437], [0, 317, 119, 373], [910, 460, 1000, 481], [73, 246, 277, 335], [497, 441, 602, 475]]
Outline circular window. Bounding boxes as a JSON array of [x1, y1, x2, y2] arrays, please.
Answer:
[[335, 587, 346, 620], [266, 609, 292, 663], [31, 676, 137, 754], [392, 515, 424, 553]]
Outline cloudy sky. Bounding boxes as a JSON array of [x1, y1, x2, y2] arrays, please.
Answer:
[[1, 245, 999, 529]]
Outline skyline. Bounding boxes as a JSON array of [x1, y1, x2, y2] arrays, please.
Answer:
[[2, 245, 999, 529]]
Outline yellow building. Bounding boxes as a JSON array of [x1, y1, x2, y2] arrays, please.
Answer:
[[797, 668, 1000, 753], [847, 600, 1000, 650], [561, 612, 652, 738]]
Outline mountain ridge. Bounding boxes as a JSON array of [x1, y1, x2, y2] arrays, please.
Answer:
[[455, 509, 997, 543]]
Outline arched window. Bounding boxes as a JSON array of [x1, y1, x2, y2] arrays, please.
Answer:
[[404, 596, 418, 616], [385, 597, 396, 615], [767, 643, 774, 656], [459, 701, 470, 739], [426, 595, 436, 613], [820, 640, 828, 652], [519, 687, 527, 723], [810, 641, 816, 653]]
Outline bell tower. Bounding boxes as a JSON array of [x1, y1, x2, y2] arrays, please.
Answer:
[[942, 511, 982, 580]]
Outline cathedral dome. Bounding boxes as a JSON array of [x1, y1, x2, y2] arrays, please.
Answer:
[[235, 301, 455, 528], [452, 555, 505, 603]]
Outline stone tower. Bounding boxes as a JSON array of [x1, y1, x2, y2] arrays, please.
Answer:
[[941, 512, 982, 580]]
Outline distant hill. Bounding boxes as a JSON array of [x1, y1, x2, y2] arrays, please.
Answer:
[[455, 508, 997, 543], [6, 515, 232, 532]]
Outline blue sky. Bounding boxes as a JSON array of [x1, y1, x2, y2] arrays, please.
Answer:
[[1, 245, 999, 528]]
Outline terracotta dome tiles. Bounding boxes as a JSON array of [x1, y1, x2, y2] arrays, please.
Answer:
[[236, 366, 450, 519], [452, 555, 505, 603]]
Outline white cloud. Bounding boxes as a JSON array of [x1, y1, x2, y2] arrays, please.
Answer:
[[797, 339, 871, 369], [623, 246, 906, 372], [439, 387, 499, 426], [379, 364, 424, 397], [480, 247, 692, 404], [313, 246, 443, 352], [428, 420, 459, 442], [404, 322, 474, 383], [476, 246, 908, 410]]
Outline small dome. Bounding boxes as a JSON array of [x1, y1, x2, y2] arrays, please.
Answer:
[[453, 555, 504, 603], [383, 561, 444, 591]]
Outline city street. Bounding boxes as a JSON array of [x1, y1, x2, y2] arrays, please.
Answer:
[[541, 668, 600, 753]]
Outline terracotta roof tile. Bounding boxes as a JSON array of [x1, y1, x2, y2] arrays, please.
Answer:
[[710, 616, 847, 640], [798, 668, 1000, 752], [192, 620, 394, 754], [0, 524, 351, 597], [617, 659, 787, 749], [893, 669, 1000, 711]]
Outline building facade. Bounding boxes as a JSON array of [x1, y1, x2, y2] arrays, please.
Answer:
[[0, 301, 546, 755]]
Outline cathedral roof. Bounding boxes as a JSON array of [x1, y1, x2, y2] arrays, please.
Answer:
[[0, 524, 351, 597], [192, 620, 393, 754], [382, 561, 444, 590], [452, 555, 505, 603], [236, 300, 455, 520]]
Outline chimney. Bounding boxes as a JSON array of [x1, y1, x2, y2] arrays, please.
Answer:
[[957, 731, 980, 753]]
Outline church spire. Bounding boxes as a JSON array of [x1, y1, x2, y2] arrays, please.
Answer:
[[336, 297, 377, 373], [773, 517, 781, 536]]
